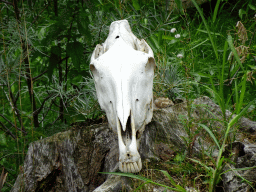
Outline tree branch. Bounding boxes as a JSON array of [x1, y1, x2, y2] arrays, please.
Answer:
[[0, 121, 16, 139], [14, 91, 20, 105], [39, 101, 53, 125], [0, 114, 27, 135], [59, 56, 69, 64], [32, 3, 50, 24], [52, 100, 61, 108], [32, 70, 48, 81], [33, 93, 54, 116], [51, 115, 60, 126]]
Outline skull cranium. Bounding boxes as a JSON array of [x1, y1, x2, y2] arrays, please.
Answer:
[[90, 20, 155, 173]]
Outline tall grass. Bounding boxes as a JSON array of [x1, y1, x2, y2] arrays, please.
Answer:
[[103, 0, 256, 191]]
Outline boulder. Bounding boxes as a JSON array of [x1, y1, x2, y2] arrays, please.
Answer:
[[11, 96, 256, 191]]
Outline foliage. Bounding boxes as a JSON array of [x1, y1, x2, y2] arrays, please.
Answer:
[[0, 0, 255, 191]]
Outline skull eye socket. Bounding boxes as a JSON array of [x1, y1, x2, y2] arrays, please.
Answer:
[[115, 36, 119, 39], [136, 99, 139, 102]]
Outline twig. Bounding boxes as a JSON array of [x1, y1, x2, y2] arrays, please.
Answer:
[[32, 70, 48, 81], [0, 121, 16, 139], [33, 93, 54, 115], [39, 101, 53, 125], [0, 168, 8, 191], [59, 56, 69, 64], [0, 114, 27, 135], [4, 89, 25, 132], [51, 115, 61, 126], [32, 3, 50, 24]]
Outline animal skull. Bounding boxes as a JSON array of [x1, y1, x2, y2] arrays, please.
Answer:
[[90, 20, 155, 173]]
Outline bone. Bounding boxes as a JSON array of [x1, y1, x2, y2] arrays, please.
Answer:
[[138, 158, 142, 171], [127, 163, 131, 173], [133, 161, 139, 172], [130, 163, 135, 173], [119, 162, 122, 172], [90, 20, 155, 173]]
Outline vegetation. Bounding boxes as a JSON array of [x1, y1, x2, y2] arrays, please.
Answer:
[[0, 0, 255, 191]]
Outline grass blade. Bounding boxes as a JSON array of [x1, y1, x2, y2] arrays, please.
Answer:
[[236, 74, 247, 114], [227, 35, 245, 72], [197, 123, 220, 149], [229, 99, 256, 128], [100, 172, 186, 192], [212, 0, 222, 23], [191, 0, 219, 60]]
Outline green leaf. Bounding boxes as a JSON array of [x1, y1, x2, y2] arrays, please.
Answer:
[[132, 0, 140, 10], [11, 84, 15, 93], [162, 35, 175, 41], [66, 42, 84, 69], [238, 9, 246, 19], [248, 4, 256, 10]]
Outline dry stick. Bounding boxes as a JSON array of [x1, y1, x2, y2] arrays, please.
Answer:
[[0, 168, 8, 191], [0, 121, 16, 139]]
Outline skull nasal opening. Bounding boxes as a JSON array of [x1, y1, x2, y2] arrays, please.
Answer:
[[121, 114, 132, 146]]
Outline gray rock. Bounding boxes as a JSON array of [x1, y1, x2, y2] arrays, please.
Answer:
[[93, 175, 132, 192], [11, 96, 256, 191]]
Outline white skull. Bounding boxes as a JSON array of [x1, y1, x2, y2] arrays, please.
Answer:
[[90, 20, 155, 173]]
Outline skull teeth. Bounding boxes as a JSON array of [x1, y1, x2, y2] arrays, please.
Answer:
[[119, 159, 142, 173]]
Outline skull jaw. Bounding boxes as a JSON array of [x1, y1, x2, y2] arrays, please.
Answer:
[[118, 139, 142, 173], [116, 113, 143, 173]]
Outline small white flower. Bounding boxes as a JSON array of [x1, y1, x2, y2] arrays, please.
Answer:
[[170, 28, 176, 33], [177, 54, 183, 58], [175, 34, 180, 38]]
